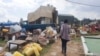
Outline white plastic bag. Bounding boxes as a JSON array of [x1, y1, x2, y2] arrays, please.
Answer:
[[53, 30, 57, 36], [0, 47, 3, 51], [5, 52, 13, 56], [40, 32, 45, 37], [9, 25, 22, 34]]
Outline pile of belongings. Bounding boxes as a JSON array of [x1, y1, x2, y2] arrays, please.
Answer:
[[9, 24, 22, 34], [26, 29, 42, 42], [32, 29, 42, 42], [26, 29, 49, 46], [38, 26, 57, 45], [6, 24, 22, 50], [26, 27, 57, 46], [38, 33, 49, 46], [13, 43, 42, 56], [2, 28, 9, 33], [79, 26, 88, 34], [43, 26, 57, 37], [0, 47, 13, 56], [0, 47, 5, 56], [70, 28, 76, 38]]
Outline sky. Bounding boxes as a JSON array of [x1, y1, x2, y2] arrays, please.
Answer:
[[0, 0, 100, 22]]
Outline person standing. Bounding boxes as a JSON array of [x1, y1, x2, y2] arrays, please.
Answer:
[[60, 20, 70, 56]]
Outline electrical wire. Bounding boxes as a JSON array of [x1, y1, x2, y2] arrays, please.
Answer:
[[66, 0, 100, 7]]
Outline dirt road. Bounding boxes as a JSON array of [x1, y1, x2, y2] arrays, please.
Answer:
[[44, 38, 84, 56]]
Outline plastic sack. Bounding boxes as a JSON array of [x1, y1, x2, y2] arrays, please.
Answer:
[[0, 47, 3, 51], [38, 36, 49, 46], [80, 30, 87, 34], [52, 30, 57, 36], [44, 27, 57, 37], [2, 29, 9, 32], [40, 32, 45, 37], [5, 52, 13, 56], [13, 51, 24, 56], [9, 25, 22, 34]]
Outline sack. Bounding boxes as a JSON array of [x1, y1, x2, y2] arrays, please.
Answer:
[[5, 52, 13, 56]]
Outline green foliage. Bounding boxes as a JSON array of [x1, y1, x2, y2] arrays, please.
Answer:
[[40, 43, 52, 56], [0, 39, 6, 46]]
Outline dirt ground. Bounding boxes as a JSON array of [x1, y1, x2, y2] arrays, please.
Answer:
[[43, 38, 84, 56]]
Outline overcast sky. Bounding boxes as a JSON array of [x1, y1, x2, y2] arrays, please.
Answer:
[[0, 0, 100, 22]]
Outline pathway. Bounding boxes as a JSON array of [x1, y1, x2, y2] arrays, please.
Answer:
[[44, 38, 84, 56]]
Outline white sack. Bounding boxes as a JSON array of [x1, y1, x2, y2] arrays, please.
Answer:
[[9, 25, 22, 34]]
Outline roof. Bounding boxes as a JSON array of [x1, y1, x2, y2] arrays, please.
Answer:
[[89, 21, 97, 25], [58, 14, 74, 17], [28, 6, 55, 22]]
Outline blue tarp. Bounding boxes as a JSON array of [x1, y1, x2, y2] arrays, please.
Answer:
[[21, 24, 56, 31], [0, 22, 18, 27]]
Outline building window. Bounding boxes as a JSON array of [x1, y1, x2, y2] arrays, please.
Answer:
[[41, 18, 51, 24]]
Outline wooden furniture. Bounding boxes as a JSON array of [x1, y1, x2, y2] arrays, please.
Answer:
[[9, 40, 26, 51]]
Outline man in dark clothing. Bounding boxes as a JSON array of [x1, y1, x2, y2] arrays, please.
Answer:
[[60, 20, 70, 56]]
